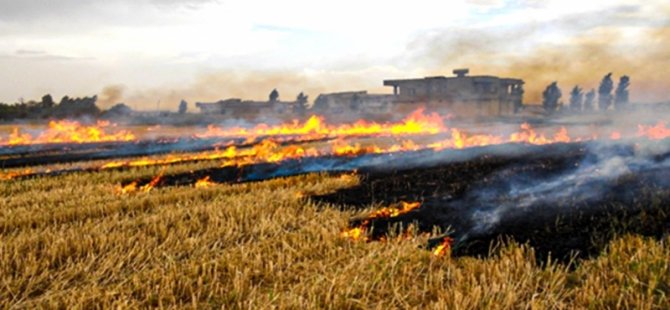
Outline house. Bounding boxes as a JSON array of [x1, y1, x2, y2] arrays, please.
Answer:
[[383, 69, 524, 117]]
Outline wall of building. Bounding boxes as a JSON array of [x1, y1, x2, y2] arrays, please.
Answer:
[[384, 75, 523, 117]]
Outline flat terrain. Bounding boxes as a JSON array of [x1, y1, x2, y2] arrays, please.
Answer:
[[2, 159, 670, 309]]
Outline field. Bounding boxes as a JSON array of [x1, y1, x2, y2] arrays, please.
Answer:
[[2, 113, 670, 308], [1, 157, 669, 309]]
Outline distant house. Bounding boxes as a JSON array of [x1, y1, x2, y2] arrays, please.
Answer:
[[195, 98, 299, 118], [194, 69, 525, 120], [312, 91, 395, 114], [383, 69, 524, 117]]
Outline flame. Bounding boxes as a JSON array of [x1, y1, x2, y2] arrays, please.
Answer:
[[432, 236, 453, 257], [341, 201, 422, 241], [509, 123, 572, 145], [638, 122, 670, 140], [0, 169, 33, 180], [340, 227, 365, 241], [196, 108, 445, 139], [1, 120, 136, 146], [428, 123, 576, 151], [367, 201, 421, 219], [141, 175, 162, 192], [610, 131, 622, 140], [117, 173, 162, 194], [5, 109, 670, 182], [116, 181, 138, 195], [195, 176, 215, 188]]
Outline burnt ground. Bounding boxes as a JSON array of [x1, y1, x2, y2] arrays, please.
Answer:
[[311, 142, 670, 263]]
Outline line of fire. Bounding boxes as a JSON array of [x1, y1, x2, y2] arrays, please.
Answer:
[[1, 67, 669, 261]]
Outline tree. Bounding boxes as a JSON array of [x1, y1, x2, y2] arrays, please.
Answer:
[[598, 73, 614, 111], [542, 82, 562, 114], [178, 100, 188, 114], [41, 94, 55, 108], [54, 95, 100, 118], [295, 92, 308, 114], [269, 89, 279, 103], [296, 92, 308, 106], [106, 103, 133, 116], [569, 86, 583, 112], [583, 89, 596, 112], [614, 75, 630, 110]]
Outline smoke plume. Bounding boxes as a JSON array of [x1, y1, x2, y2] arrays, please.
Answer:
[[408, 5, 670, 104], [97, 84, 126, 109], [121, 69, 387, 110]]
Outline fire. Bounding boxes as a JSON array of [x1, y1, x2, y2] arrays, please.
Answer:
[[367, 201, 421, 219], [638, 122, 670, 140], [196, 108, 446, 140], [610, 131, 622, 140], [0, 169, 33, 180], [195, 176, 215, 188], [116, 181, 138, 195], [432, 236, 453, 257], [341, 201, 422, 241], [6, 109, 670, 183], [428, 123, 576, 151], [116, 173, 162, 194], [509, 123, 572, 145], [1, 120, 136, 146], [141, 175, 162, 192], [340, 227, 365, 241]]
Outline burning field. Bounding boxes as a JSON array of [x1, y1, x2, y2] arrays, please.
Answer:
[[2, 109, 670, 308]]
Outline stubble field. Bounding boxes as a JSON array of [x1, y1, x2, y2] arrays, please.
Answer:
[[2, 159, 670, 309]]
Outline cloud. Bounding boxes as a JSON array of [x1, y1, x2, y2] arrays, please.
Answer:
[[0, 49, 92, 61], [0, 0, 217, 21]]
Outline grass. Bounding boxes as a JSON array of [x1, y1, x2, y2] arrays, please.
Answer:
[[1, 160, 670, 309]]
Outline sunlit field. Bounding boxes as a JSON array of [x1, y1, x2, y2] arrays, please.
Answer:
[[2, 149, 670, 308]]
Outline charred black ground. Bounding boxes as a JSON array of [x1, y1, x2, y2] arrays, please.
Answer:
[[1, 135, 334, 175], [313, 142, 670, 263]]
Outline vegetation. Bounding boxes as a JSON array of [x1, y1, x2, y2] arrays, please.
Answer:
[[1, 160, 670, 308], [0, 95, 100, 120]]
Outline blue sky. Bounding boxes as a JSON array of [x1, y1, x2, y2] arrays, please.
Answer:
[[0, 0, 667, 108]]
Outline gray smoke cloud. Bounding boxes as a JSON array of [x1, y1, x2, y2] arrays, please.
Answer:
[[467, 138, 670, 236]]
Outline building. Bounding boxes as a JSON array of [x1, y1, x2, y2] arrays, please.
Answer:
[[312, 91, 395, 114], [383, 69, 524, 117], [195, 98, 301, 119], [195, 69, 525, 120]]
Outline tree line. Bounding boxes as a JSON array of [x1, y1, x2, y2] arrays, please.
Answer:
[[0, 94, 100, 120], [541, 73, 630, 114]]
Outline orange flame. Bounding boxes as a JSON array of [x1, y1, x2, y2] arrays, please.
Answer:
[[141, 175, 162, 192], [1, 120, 136, 146], [432, 236, 453, 257], [610, 131, 622, 140], [638, 122, 670, 140], [196, 108, 446, 140], [195, 176, 215, 188], [341, 201, 422, 241], [116, 181, 138, 195]]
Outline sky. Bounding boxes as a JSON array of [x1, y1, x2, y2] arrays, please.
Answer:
[[0, 0, 668, 109]]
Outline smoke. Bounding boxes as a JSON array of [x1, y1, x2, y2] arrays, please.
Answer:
[[467, 139, 670, 236], [122, 69, 387, 110], [408, 5, 670, 104], [97, 84, 126, 109]]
